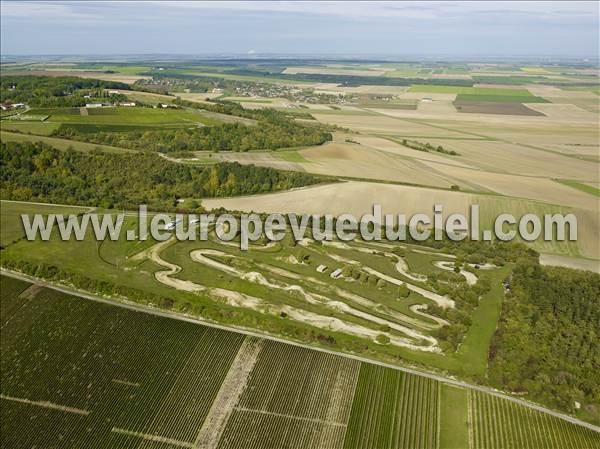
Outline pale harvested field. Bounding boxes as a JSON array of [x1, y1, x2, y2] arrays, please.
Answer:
[[420, 160, 597, 210], [313, 85, 409, 95], [203, 181, 599, 259], [177, 92, 224, 103], [311, 113, 469, 138], [539, 143, 599, 159], [297, 142, 462, 188], [524, 103, 598, 122], [540, 254, 600, 273], [526, 85, 598, 99], [370, 106, 599, 126], [211, 152, 304, 171], [203, 181, 473, 221], [349, 136, 472, 168], [417, 118, 600, 148], [419, 139, 597, 180]]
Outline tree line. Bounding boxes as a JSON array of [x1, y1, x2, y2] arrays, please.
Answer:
[[0, 141, 325, 210]]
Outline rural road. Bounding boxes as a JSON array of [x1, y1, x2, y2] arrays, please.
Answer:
[[2, 268, 599, 434]]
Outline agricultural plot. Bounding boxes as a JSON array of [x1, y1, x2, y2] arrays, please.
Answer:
[[1, 278, 244, 449], [3, 275, 596, 449], [470, 391, 600, 449], [343, 364, 439, 449], [28, 106, 218, 126], [202, 180, 599, 260]]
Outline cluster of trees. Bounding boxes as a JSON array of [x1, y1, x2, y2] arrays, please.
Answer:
[[0, 141, 323, 210], [1, 76, 129, 107], [400, 139, 460, 156], [488, 257, 600, 419], [54, 120, 331, 153]]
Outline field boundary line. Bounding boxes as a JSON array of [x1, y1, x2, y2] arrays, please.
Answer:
[[234, 406, 347, 427], [2, 269, 599, 435], [111, 428, 192, 448], [111, 379, 140, 388], [0, 393, 90, 415]]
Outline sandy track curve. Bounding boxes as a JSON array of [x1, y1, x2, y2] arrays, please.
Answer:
[[190, 249, 439, 349], [434, 261, 478, 286]]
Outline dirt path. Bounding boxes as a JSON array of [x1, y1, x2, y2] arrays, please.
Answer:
[[363, 266, 455, 308], [194, 337, 264, 449], [146, 238, 205, 292], [111, 428, 192, 448], [190, 249, 440, 350], [0, 394, 89, 415], [434, 261, 478, 285]]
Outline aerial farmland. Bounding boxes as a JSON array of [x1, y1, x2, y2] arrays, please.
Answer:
[[1, 1, 599, 448]]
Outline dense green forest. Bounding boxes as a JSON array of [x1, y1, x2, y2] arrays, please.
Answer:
[[54, 120, 331, 153], [0, 141, 324, 209], [1, 76, 129, 107], [489, 258, 600, 422]]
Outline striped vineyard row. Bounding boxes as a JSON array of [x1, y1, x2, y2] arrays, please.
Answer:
[[470, 390, 600, 449], [343, 364, 439, 449]]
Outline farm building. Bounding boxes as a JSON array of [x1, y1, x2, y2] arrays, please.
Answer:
[[316, 265, 328, 273]]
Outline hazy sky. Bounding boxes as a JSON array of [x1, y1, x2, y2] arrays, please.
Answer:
[[1, 1, 598, 57]]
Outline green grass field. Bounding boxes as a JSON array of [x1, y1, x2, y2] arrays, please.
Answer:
[[0, 200, 92, 247], [0, 121, 61, 135], [439, 385, 469, 449], [27, 106, 219, 126]]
